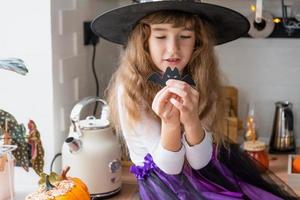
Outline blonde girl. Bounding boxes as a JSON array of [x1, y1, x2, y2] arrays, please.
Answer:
[[92, 1, 298, 199]]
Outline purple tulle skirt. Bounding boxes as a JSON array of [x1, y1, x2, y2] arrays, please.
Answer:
[[130, 143, 299, 200]]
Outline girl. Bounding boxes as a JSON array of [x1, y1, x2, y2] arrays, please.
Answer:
[[92, 1, 298, 199]]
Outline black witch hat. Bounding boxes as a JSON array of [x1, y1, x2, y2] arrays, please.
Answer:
[[91, 0, 249, 45]]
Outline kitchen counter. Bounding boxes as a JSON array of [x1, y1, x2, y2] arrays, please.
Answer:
[[268, 153, 300, 194], [13, 166, 139, 200], [13, 154, 300, 199], [107, 166, 138, 200]]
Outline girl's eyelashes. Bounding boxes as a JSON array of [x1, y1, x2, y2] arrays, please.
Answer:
[[155, 36, 166, 39], [180, 35, 192, 39], [154, 35, 192, 39]]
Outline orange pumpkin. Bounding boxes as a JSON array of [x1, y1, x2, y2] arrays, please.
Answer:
[[26, 166, 90, 200], [292, 156, 300, 173]]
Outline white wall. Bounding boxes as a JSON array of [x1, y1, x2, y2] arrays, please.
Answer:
[[0, 0, 54, 172], [0, 0, 121, 174], [51, 0, 120, 171]]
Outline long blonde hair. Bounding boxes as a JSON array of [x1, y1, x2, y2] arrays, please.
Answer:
[[106, 10, 225, 147]]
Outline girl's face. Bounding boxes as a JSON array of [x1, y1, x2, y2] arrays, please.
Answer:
[[148, 23, 196, 75]]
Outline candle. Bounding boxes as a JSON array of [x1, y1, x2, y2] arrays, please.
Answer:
[[255, 0, 263, 23]]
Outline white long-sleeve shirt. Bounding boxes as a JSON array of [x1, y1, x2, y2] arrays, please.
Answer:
[[117, 85, 213, 174]]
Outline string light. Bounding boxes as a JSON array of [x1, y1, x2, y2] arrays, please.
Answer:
[[251, 5, 256, 12], [273, 18, 281, 23]]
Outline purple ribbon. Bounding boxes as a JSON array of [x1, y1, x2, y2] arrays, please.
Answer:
[[130, 153, 157, 180]]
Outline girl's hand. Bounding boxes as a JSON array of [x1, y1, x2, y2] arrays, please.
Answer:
[[151, 86, 180, 126], [166, 79, 200, 127]]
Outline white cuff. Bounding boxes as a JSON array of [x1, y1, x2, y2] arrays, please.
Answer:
[[182, 129, 213, 170], [152, 142, 185, 175]]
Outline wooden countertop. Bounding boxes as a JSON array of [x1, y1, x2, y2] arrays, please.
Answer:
[[109, 154, 300, 199], [108, 166, 138, 200], [268, 153, 300, 195]]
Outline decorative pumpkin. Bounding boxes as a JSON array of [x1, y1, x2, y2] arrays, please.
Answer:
[[25, 166, 90, 200], [293, 156, 300, 173]]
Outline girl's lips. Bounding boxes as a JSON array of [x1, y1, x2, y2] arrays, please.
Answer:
[[165, 58, 181, 65]]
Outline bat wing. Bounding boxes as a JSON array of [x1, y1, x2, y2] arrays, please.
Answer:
[[148, 73, 164, 86], [181, 74, 196, 86]]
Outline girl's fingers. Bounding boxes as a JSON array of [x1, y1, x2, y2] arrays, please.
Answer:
[[168, 87, 194, 107], [157, 92, 172, 115], [167, 80, 199, 100], [153, 86, 168, 103], [162, 99, 173, 118], [152, 87, 169, 110], [166, 79, 196, 94], [168, 87, 187, 99], [166, 79, 187, 89], [170, 97, 183, 111], [153, 87, 174, 115], [169, 88, 199, 114]]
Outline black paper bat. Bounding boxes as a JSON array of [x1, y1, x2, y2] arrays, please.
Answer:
[[148, 67, 195, 87]]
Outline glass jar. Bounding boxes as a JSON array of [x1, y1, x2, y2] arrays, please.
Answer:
[[243, 140, 269, 171], [0, 145, 17, 200]]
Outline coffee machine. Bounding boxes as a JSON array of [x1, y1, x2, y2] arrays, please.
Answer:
[[269, 101, 296, 153]]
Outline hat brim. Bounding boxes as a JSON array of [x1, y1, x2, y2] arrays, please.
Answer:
[[91, 1, 250, 45]]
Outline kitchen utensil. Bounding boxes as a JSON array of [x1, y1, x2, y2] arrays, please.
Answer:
[[269, 101, 296, 153]]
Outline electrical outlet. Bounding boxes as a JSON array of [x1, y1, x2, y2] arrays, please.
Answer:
[[83, 21, 99, 45]]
